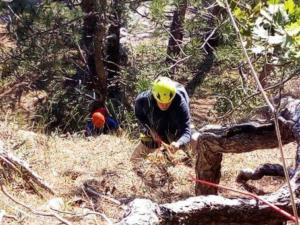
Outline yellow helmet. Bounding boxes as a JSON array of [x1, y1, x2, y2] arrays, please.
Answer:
[[151, 77, 176, 104]]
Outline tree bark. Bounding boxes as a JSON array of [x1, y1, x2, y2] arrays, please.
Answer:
[[81, 0, 107, 105], [106, 0, 122, 101], [0, 141, 54, 194], [94, 1, 107, 104], [166, 0, 187, 69], [194, 96, 300, 195]]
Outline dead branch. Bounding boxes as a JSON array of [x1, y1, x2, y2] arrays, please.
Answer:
[[0, 81, 28, 99], [199, 18, 228, 53], [0, 141, 55, 194], [81, 186, 99, 225], [236, 163, 295, 183], [50, 208, 113, 225], [0, 185, 72, 225], [193, 119, 295, 195], [0, 209, 19, 223], [189, 95, 300, 197], [83, 185, 124, 208]]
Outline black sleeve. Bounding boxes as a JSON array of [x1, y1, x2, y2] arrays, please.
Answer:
[[134, 92, 151, 128], [176, 96, 191, 147]]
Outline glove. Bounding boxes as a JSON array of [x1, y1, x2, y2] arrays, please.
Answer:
[[170, 141, 180, 153]]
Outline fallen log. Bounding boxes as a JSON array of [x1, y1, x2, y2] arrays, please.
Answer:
[[236, 163, 295, 183], [118, 169, 300, 225], [0, 141, 55, 194], [192, 121, 294, 195], [193, 96, 300, 195]]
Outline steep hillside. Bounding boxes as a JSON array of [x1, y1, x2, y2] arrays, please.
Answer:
[[0, 2, 299, 224], [0, 120, 296, 224]]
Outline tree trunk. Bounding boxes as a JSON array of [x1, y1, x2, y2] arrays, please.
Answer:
[[81, 0, 107, 105], [94, 0, 107, 104], [106, 0, 122, 101], [166, 0, 187, 70], [184, 2, 226, 95], [185, 1, 220, 95], [185, 51, 214, 96]]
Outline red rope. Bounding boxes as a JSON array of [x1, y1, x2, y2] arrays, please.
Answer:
[[190, 175, 296, 222]]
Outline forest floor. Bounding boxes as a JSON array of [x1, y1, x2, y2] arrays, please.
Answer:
[[0, 113, 296, 224], [0, 3, 299, 225]]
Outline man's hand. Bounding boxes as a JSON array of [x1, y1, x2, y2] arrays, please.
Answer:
[[169, 141, 180, 153]]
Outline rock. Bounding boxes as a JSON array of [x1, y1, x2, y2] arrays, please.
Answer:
[[47, 198, 64, 211], [0, 209, 5, 222], [118, 199, 160, 225]]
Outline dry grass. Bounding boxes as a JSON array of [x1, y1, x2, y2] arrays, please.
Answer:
[[0, 116, 297, 224], [0, 120, 195, 224], [0, 24, 15, 53]]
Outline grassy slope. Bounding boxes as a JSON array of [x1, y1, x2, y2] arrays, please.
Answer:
[[1, 3, 299, 224], [0, 119, 296, 224]]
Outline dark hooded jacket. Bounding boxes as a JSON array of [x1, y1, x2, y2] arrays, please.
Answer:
[[134, 82, 191, 147]]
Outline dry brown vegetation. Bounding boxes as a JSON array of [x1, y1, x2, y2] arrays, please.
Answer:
[[1, 74, 298, 224], [0, 24, 15, 53], [0, 106, 297, 224]]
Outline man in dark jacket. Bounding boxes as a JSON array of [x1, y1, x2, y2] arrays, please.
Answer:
[[131, 76, 192, 162]]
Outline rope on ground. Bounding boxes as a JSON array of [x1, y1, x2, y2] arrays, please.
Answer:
[[190, 175, 296, 222]]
